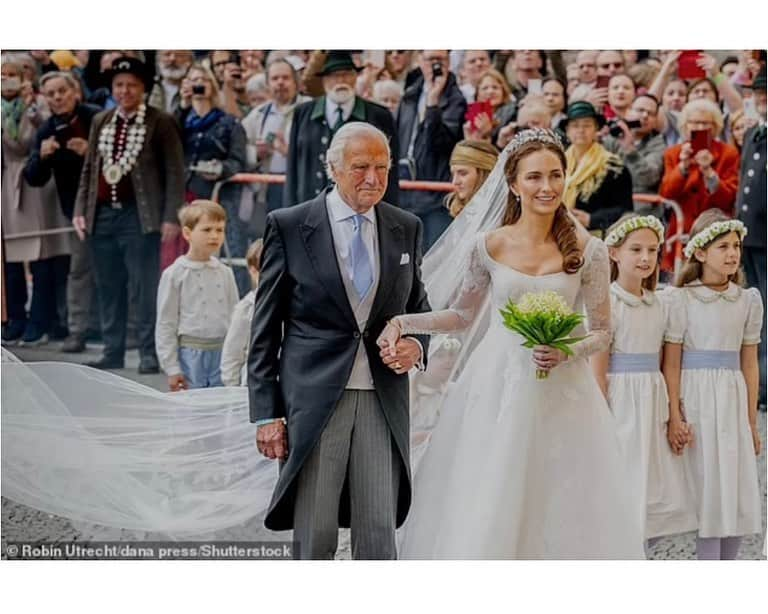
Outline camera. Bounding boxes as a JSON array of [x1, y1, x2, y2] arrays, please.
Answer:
[[431, 62, 443, 82], [607, 119, 642, 138], [192, 84, 206, 95]]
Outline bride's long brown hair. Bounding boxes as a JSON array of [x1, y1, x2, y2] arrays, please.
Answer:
[[503, 140, 584, 274]]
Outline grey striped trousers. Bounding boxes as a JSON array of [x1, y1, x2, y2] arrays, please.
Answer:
[[293, 390, 400, 560]]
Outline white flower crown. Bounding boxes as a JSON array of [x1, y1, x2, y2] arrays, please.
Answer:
[[683, 220, 748, 259], [604, 215, 665, 247], [505, 128, 564, 155]]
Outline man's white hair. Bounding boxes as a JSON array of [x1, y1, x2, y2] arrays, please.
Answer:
[[325, 122, 391, 177]]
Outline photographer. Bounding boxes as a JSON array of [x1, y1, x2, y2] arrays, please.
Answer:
[[167, 63, 248, 293], [659, 98, 739, 271], [397, 50, 467, 249], [24, 71, 101, 352], [210, 50, 250, 119], [602, 94, 666, 213]]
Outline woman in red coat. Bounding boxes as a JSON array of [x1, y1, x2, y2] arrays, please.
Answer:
[[659, 98, 740, 271]]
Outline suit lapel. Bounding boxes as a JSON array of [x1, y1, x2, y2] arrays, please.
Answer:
[[369, 204, 404, 324], [300, 194, 357, 324]]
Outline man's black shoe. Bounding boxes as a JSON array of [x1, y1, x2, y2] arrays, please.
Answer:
[[138, 354, 160, 374], [85, 356, 124, 370]]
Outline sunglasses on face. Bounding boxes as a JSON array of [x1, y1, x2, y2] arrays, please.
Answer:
[[599, 62, 624, 70]]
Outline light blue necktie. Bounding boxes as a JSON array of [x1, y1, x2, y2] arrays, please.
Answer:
[[349, 214, 373, 300]]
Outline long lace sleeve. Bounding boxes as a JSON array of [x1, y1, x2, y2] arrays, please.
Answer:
[[394, 239, 491, 335], [571, 239, 611, 358]]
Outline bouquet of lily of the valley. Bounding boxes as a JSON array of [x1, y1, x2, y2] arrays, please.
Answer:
[[499, 290, 586, 380]]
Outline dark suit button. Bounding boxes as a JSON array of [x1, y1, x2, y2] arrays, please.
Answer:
[[353, 331, 361, 339], [362, 331, 369, 339]]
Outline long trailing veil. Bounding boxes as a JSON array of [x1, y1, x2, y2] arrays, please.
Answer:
[[2, 131, 532, 538]]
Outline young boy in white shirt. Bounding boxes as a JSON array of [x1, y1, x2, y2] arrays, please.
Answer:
[[156, 200, 240, 390], [221, 239, 263, 386]]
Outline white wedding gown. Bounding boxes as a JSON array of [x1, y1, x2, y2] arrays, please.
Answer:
[[1, 231, 643, 558], [396, 233, 645, 559]]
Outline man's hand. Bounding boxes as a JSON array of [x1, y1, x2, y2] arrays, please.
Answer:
[[161, 222, 180, 242], [615, 119, 636, 153], [66, 137, 88, 157], [380, 338, 421, 375], [223, 63, 244, 92], [256, 420, 288, 460], [572, 208, 591, 228], [73, 215, 87, 241], [40, 136, 60, 159], [168, 374, 187, 392], [426, 71, 448, 107], [272, 131, 288, 157]]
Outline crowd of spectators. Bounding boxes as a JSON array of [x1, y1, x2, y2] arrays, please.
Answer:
[[1, 49, 766, 398]]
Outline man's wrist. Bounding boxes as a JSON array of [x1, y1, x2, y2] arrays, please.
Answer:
[[255, 417, 285, 427]]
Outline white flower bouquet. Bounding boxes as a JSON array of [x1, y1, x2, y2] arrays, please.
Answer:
[[499, 290, 586, 380]]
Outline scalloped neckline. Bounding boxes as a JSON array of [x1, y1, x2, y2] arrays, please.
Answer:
[[479, 232, 592, 279]]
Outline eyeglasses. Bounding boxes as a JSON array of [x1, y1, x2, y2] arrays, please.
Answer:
[[599, 62, 624, 70], [578, 63, 596, 69]]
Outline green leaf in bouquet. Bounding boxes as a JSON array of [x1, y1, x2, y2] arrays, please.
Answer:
[[557, 335, 588, 345]]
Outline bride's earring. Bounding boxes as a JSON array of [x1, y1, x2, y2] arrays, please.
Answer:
[[512, 191, 521, 205]]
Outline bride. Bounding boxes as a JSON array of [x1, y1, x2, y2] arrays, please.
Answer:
[[2, 129, 643, 558], [380, 128, 644, 559]]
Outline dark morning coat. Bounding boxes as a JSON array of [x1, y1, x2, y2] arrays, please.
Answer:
[[247, 190, 430, 531], [283, 96, 400, 208]]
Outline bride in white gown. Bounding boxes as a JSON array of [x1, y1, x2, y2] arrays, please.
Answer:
[[1, 129, 643, 558], [379, 128, 644, 559]]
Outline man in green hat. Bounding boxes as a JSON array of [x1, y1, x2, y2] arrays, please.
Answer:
[[284, 51, 399, 207]]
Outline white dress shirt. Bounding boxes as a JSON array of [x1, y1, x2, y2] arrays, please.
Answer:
[[325, 97, 355, 129], [155, 255, 240, 376]]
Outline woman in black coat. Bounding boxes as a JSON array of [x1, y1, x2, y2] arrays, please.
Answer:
[[162, 62, 249, 293]]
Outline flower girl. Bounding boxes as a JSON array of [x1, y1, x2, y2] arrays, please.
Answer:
[[663, 209, 763, 560], [592, 214, 697, 552]]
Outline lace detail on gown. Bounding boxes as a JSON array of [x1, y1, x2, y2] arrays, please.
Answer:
[[395, 235, 490, 335], [570, 238, 611, 358]]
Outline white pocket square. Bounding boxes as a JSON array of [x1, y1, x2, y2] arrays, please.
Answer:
[[400, 253, 410, 265]]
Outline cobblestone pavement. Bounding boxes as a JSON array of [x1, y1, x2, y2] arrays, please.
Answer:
[[2, 343, 766, 560]]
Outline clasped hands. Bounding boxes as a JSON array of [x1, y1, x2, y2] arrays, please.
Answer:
[[256, 322, 422, 460], [377, 320, 422, 375]]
